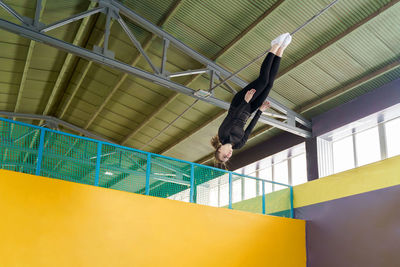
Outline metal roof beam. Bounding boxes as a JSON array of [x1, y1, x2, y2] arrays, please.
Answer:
[[0, 15, 310, 138], [116, 15, 159, 74], [111, 0, 309, 127], [123, 0, 287, 148], [85, 0, 183, 139], [58, 19, 116, 119], [43, 1, 98, 119]]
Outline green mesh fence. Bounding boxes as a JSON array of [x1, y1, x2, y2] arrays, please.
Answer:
[[231, 174, 262, 214], [0, 118, 293, 218], [193, 165, 227, 206], [40, 131, 98, 185], [149, 154, 191, 200], [98, 144, 148, 194], [0, 120, 39, 175], [265, 187, 292, 218]]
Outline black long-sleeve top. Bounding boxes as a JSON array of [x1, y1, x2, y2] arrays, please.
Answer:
[[218, 99, 262, 150]]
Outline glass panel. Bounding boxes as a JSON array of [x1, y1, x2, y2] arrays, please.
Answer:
[[259, 166, 272, 193], [232, 176, 242, 203], [243, 177, 257, 200], [291, 154, 307, 186], [274, 160, 288, 191], [243, 162, 257, 176], [385, 118, 400, 158], [219, 174, 229, 207], [355, 126, 380, 167], [332, 135, 355, 173]]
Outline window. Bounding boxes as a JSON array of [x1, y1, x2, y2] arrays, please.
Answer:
[[244, 177, 257, 200], [243, 163, 257, 200], [258, 158, 273, 193], [291, 154, 307, 186], [219, 175, 229, 207], [355, 126, 381, 166], [385, 118, 400, 158], [332, 136, 355, 173], [232, 177, 242, 203], [274, 160, 288, 191]]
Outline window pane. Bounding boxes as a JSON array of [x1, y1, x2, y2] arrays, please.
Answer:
[[333, 136, 354, 173], [291, 154, 307, 186], [243, 163, 257, 176], [259, 166, 272, 193], [219, 175, 229, 207], [244, 178, 256, 200], [274, 160, 288, 191], [385, 118, 400, 158], [355, 126, 380, 167], [232, 178, 242, 203]]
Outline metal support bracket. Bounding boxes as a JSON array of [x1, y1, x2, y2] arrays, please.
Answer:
[[209, 69, 216, 97], [93, 0, 119, 59]]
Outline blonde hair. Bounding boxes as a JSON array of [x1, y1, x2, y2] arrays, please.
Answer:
[[210, 135, 227, 169]]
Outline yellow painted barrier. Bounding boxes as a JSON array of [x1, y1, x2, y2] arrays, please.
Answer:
[[0, 170, 306, 267], [294, 155, 400, 208]]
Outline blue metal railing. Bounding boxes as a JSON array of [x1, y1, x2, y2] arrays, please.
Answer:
[[0, 117, 294, 218]]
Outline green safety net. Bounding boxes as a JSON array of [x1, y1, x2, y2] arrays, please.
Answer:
[[0, 118, 292, 217]]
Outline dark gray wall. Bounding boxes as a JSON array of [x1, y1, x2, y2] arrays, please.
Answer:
[[295, 185, 400, 267], [305, 137, 318, 181]]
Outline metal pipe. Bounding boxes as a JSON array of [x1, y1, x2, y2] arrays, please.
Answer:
[[0, 0, 28, 25], [168, 68, 209, 78], [40, 7, 105, 32]]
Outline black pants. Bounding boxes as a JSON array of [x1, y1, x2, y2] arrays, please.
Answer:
[[231, 53, 281, 113]]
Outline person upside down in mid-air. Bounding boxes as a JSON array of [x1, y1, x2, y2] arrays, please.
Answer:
[[211, 33, 292, 167]]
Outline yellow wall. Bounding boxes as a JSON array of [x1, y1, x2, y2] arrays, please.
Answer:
[[0, 170, 306, 267], [294, 155, 400, 208]]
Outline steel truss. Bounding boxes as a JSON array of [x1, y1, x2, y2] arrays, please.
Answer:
[[0, 0, 312, 138]]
